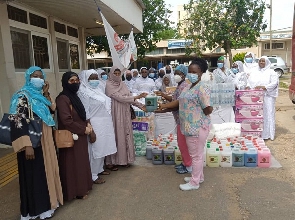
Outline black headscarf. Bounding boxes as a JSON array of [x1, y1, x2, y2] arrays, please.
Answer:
[[57, 71, 86, 121]]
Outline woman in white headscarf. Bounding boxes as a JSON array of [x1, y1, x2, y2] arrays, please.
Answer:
[[247, 56, 279, 140], [124, 70, 135, 92], [160, 74, 173, 93], [131, 69, 139, 81], [132, 67, 156, 93], [232, 60, 248, 89], [96, 68, 107, 92], [243, 52, 258, 75], [164, 65, 176, 86], [212, 56, 235, 83], [78, 69, 117, 183], [155, 68, 166, 90]]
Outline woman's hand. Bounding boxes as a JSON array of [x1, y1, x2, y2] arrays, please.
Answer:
[[154, 91, 163, 96], [43, 81, 50, 94], [139, 105, 147, 112], [255, 86, 266, 90], [85, 127, 91, 135], [89, 131, 96, 143], [25, 146, 35, 160], [157, 102, 165, 111]]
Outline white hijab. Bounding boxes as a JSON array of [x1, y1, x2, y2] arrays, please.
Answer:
[[233, 61, 244, 73], [258, 56, 272, 72], [78, 69, 112, 115], [243, 52, 258, 70]]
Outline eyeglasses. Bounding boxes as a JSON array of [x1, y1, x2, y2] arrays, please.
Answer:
[[68, 78, 80, 84]]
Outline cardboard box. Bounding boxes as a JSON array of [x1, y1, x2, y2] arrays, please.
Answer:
[[236, 118, 264, 132], [235, 104, 263, 119], [235, 90, 265, 105]]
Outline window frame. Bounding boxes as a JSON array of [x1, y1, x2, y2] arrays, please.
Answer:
[[264, 42, 285, 50]]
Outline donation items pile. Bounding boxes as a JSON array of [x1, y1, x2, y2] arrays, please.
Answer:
[[235, 89, 265, 137]]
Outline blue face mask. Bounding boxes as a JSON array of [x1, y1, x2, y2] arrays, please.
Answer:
[[149, 73, 155, 78], [88, 80, 100, 88], [101, 75, 108, 80], [231, 68, 238, 74], [30, 78, 44, 90], [245, 57, 253, 63], [217, 63, 224, 69], [187, 73, 199, 83]]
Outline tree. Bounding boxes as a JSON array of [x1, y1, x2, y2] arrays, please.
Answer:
[[233, 52, 247, 63], [86, 0, 173, 59], [181, 0, 267, 66]]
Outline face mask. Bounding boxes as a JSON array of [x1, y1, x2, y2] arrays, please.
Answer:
[[88, 80, 99, 88], [217, 63, 224, 69], [166, 70, 171, 74], [30, 78, 44, 90], [231, 68, 238, 74], [101, 75, 108, 80], [126, 75, 132, 81], [68, 83, 80, 93], [174, 75, 182, 83], [245, 57, 253, 63], [187, 73, 199, 83], [149, 73, 155, 78]]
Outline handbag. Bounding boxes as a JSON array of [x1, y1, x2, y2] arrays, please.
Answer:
[[0, 103, 42, 148], [130, 105, 136, 120], [53, 130, 74, 148], [53, 104, 74, 148]]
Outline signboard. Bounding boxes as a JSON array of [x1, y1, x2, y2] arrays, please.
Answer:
[[260, 34, 292, 39], [167, 40, 192, 49]]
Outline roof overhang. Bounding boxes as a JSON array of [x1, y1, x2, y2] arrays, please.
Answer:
[[14, 0, 144, 36]]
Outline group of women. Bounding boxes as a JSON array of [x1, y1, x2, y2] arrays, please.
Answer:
[[9, 66, 146, 219], [8, 52, 279, 219]]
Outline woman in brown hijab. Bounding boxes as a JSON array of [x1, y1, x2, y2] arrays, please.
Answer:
[[105, 66, 146, 169]]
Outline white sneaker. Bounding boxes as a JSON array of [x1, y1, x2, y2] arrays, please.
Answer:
[[184, 177, 204, 184], [179, 183, 199, 191]]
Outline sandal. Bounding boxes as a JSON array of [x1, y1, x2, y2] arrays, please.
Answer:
[[99, 170, 110, 175], [105, 165, 118, 171], [120, 164, 131, 168], [93, 177, 105, 184], [76, 195, 88, 200]]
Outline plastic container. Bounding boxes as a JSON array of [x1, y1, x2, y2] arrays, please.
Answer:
[[174, 148, 182, 165], [244, 148, 258, 167], [220, 148, 232, 167], [163, 147, 175, 165], [232, 148, 244, 167], [145, 95, 158, 112], [258, 148, 271, 168], [146, 144, 153, 160], [152, 148, 163, 165], [207, 148, 220, 167]]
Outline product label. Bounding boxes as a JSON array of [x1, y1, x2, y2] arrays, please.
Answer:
[[176, 155, 182, 161], [165, 155, 174, 161], [153, 154, 162, 161], [260, 156, 269, 163], [246, 156, 256, 163], [209, 156, 219, 163], [221, 156, 231, 163], [234, 155, 243, 162]]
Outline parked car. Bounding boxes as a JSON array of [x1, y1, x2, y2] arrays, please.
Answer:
[[255, 56, 288, 78]]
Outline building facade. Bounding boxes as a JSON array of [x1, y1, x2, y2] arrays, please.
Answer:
[[0, 0, 144, 116]]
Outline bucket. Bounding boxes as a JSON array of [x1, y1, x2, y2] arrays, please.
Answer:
[[164, 147, 175, 165]]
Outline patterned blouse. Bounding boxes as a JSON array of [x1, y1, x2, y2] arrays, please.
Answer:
[[179, 81, 211, 137], [172, 80, 190, 125]]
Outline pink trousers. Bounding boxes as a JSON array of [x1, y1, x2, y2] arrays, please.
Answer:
[[185, 127, 209, 186], [177, 125, 192, 167]]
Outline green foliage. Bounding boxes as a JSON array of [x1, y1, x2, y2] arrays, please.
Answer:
[[86, 0, 173, 59], [182, 0, 267, 65], [233, 52, 246, 63], [157, 27, 183, 40]]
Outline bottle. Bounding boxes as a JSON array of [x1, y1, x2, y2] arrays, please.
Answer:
[[244, 148, 258, 167], [258, 148, 271, 168], [174, 147, 182, 165], [232, 148, 244, 167], [220, 148, 232, 167], [207, 148, 220, 167]]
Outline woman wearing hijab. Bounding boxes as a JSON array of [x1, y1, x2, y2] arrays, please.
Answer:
[[131, 69, 139, 81], [164, 65, 176, 86], [132, 67, 156, 93], [78, 70, 117, 183], [124, 70, 135, 92], [232, 61, 248, 90], [9, 66, 63, 219], [247, 56, 279, 140], [243, 52, 258, 75], [160, 74, 173, 92], [96, 68, 107, 92], [56, 72, 93, 200], [105, 66, 147, 168], [155, 68, 166, 90]]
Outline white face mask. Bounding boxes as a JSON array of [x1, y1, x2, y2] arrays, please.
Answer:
[[174, 75, 182, 83]]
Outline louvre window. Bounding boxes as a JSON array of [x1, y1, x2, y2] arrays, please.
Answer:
[[67, 26, 78, 38], [54, 22, 66, 34], [29, 13, 47, 29], [57, 40, 69, 70], [7, 5, 28, 24], [70, 44, 80, 69], [32, 35, 50, 69]]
